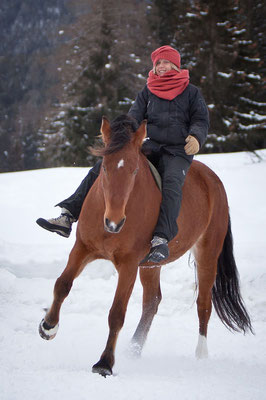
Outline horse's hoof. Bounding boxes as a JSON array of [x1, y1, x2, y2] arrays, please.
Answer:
[[39, 318, 59, 340], [92, 360, 112, 377]]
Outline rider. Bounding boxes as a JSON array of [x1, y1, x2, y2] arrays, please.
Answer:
[[37, 45, 209, 263]]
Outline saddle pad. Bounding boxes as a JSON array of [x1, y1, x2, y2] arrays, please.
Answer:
[[147, 160, 162, 191]]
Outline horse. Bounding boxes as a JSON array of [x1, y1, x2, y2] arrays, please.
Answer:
[[39, 115, 253, 377]]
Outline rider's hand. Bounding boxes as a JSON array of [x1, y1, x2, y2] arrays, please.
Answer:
[[185, 135, 200, 155]]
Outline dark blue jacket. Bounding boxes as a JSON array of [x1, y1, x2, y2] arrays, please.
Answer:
[[129, 84, 209, 160]]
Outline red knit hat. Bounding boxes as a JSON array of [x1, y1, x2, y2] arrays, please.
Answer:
[[151, 45, 181, 68]]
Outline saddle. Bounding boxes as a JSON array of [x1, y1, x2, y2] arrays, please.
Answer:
[[148, 160, 162, 191]]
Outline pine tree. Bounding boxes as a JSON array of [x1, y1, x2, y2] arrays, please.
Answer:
[[147, 0, 190, 48], [41, 0, 155, 167], [0, 0, 75, 171], [228, 0, 266, 151], [148, 0, 266, 153], [178, 1, 239, 152]]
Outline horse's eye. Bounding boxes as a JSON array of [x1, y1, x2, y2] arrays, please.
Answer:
[[133, 167, 139, 175], [102, 165, 107, 173]]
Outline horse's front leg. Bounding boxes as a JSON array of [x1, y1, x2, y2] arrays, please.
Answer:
[[39, 241, 93, 340], [92, 260, 138, 377]]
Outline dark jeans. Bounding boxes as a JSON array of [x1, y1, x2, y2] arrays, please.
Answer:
[[57, 153, 191, 241], [151, 152, 191, 241]]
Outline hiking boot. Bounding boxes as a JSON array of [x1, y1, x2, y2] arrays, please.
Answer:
[[36, 210, 75, 238], [147, 236, 169, 263]]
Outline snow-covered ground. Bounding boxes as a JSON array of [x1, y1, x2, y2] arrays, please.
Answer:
[[1, 150, 266, 400]]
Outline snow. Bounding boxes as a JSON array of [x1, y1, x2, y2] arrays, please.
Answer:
[[239, 123, 261, 130], [243, 57, 260, 62], [247, 73, 261, 80], [223, 118, 231, 127], [240, 97, 266, 107], [234, 28, 246, 35], [217, 21, 229, 26], [217, 71, 232, 78], [1, 150, 266, 400], [234, 111, 266, 121], [186, 12, 197, 18]]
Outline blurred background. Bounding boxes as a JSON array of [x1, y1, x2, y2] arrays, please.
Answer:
[[0, 0, 265, 173]]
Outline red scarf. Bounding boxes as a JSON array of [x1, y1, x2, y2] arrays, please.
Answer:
[[147, 69, 189, 100]]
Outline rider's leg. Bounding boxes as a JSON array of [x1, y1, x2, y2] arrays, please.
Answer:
[[36, 160, 102, 237], [147, 153, 192, 263]]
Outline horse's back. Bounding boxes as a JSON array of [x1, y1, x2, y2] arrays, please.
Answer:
[[186, 159, 228, 209], [189, 159, 226, 187], [167, 159, 229, 262]]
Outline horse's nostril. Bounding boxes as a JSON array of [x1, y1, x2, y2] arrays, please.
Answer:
[[104, 217, 126, 233], [117, 217, 126, 231]]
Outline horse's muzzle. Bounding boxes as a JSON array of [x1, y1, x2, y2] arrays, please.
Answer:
[[104, 217, 126, 234]]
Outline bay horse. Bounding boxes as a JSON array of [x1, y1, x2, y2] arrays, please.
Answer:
[[39, 115, 252, 377]]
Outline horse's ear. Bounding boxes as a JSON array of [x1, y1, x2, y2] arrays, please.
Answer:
[[101, 116, 111, 145], [133, 120, 147, 148]]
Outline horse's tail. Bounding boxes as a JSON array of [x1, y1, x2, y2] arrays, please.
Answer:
[[212, 214, 254, 334]]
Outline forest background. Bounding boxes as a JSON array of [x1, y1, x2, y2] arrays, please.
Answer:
[[0, 0, 265, 172]]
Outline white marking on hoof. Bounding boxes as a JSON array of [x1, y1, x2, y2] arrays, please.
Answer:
[[195, 334, 208, 359], [39, 318, 59, 340], [117, 159, 124, 168]]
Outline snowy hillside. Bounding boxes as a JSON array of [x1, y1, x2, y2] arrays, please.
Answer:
[[0, 150, 266, 400]]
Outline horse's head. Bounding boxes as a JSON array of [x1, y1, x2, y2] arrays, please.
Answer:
[[97, 115, 146, 234]]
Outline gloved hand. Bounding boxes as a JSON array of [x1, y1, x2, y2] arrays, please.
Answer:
[[141, 139, 161, 156], [185, 135, 200, 155]]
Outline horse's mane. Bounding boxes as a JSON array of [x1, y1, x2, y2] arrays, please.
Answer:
[[91, 114, 139, 157]]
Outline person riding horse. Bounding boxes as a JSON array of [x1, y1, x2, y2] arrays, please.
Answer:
[[36, 45, 209, 263], [39, 115, 252, 377]]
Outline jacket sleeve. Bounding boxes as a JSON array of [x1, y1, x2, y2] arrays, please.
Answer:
[[128, 86, 148, 124], [188, 88, 209, 148]]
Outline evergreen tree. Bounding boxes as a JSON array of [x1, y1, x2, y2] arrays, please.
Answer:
[[42, 0, 154, 167], [147, 0, 190, 48], [229, 0, 266, 151], [149, 0, 266, 153], [0, 0, 79, 172], [2, 0, 264, 172]]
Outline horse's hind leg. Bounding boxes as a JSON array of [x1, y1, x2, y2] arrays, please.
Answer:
[[194, 241, 221, 359], [39, 241, 92, 340], [130, 266, 162, 356]]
